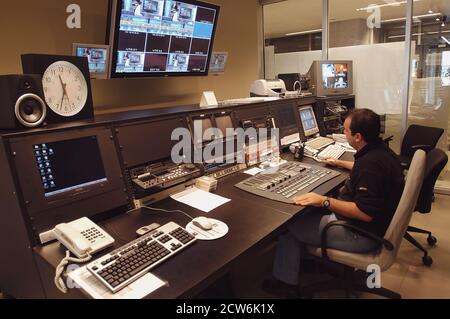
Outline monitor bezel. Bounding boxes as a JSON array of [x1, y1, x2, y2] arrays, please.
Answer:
[[311, 60, 353, 97], [72, 43, 111, 79], [108, 0, 221, 78], [298, 105, 320, 137]]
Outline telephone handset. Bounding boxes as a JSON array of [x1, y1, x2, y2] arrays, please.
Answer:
[[53, 217, 115, 258]]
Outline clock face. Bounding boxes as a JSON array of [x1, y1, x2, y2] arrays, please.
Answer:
[[42, 61, 88, 117]]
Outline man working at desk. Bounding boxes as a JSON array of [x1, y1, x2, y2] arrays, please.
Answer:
[[263, 108, 404, 297]]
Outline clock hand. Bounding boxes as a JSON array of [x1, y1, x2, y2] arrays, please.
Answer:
[[65, 85, 72, 107], [59, 75, 72, 108], [58, 75, 67, 109]]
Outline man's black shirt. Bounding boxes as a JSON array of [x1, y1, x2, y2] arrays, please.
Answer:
[[338, 139, 405, 236]]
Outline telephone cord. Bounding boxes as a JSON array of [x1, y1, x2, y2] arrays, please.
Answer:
[[54, 250, 92, 294]]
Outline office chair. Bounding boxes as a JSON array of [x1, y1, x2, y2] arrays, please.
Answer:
[[301, 150, 426, 299], [400, 124, 444, 169], [404, 148, 448, 266]]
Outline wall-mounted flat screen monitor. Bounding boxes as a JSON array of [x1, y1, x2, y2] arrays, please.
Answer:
[[108, 0, 220, 78], [72, 43, 110, 79], [307, 60, 353, 96]]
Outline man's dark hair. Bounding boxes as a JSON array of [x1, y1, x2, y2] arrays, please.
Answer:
[[347, 108, 381, 143]]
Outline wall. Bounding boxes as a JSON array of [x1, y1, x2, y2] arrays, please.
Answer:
[[330, 19, 370, 48], [0, 0, 261, 114]]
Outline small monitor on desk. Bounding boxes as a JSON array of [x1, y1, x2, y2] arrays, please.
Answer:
[[214, 113, 234, 138], [192, 116, 214, 144], [307, 60, 353, 96], [298, 105, 320, 137]]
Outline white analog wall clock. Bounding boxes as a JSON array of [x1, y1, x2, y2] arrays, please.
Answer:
[[21, 54, 94, 124]]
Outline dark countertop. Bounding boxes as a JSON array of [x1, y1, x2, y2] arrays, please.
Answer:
[[33, 153, 351, 299]]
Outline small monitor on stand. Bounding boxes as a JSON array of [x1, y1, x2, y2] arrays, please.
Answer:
[[72, 43, 110, 79], [298, 105, 320, 138], [209, 52, 228, 75]]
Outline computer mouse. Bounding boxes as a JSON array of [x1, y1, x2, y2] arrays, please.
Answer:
[[192, 217, 213, 231]]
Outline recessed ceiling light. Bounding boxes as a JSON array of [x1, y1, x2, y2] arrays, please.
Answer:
[[428, 10, 433, 14], [436, 17, 441, 21]]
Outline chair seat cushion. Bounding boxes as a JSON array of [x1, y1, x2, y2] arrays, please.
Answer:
[[306, 246, 392, 272]]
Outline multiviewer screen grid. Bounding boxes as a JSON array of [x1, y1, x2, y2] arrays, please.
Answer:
[[115, 0, 217, 74]]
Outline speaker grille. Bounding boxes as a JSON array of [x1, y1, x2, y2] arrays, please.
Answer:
[[15, 93, 47, 127]]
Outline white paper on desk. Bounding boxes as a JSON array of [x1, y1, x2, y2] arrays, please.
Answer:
[[170, 187, 231, 213], [68, 266, 166, 299], [244, 167, 264, 176]]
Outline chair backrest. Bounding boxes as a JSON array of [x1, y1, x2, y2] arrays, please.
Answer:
[[378, 150, 426, 270], [415, 148, 449, 213], [401, 124, 444, 158]]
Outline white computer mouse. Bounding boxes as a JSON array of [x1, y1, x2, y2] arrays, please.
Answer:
[[192, 217, 213, 231]]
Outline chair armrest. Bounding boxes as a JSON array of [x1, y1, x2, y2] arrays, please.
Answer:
[[411, 144, 432, 152], [320, 220, 394, 261]]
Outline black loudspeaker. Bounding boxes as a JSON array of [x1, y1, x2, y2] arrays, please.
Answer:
[[0, 74, 47, 129]]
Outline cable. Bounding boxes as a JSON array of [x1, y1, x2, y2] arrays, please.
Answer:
[[54, 250, 92, 294], [140, 205, 195, 221], [293, 80, 302, 93]]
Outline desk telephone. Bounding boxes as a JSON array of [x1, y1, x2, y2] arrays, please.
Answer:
[[53, 217, 115, 258]]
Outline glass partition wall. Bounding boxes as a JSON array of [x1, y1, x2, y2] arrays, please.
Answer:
[[263, 0, 323, 79], [263, 0, 450, 193], [328, 0, 409, 153], [408, 0, 450, 192]]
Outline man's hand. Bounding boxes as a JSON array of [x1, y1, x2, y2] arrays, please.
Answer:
[[293, 193, 326, 207], [324, 158, 339, 167]]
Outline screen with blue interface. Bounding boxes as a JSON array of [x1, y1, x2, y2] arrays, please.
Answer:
[[75, 47, 108, 73], [111, 0, 219, 76], [299, 106, 318, 135]]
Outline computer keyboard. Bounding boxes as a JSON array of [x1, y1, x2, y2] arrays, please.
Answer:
[[305, 136, 335, 150], [86, 221, 196, 293], [317, 144, 346, 160]]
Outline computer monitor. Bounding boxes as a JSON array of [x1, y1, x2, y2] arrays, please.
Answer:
[[192, 116, 214, 144], [298, 105, 319, 137], [10, 127, 128, 234], [209, 52, 228, 75], [33, 136, 107, 198], [214, 113, 234, 138], [307, 60, 353, 96], [72, 43, 110, 79]]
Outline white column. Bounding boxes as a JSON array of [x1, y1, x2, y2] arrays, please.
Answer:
[[401, 0, 414, 138]]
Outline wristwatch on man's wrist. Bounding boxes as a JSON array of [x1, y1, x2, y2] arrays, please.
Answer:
[[322, 197, 331, 209]]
